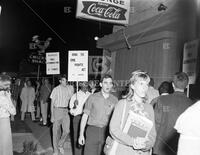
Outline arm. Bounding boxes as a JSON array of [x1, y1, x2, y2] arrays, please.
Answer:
[[50, 88, 56, 123], [78, 95, 93, 145], [110, 100, 136, 147], [143, 104, 157, 151], [69, 94, 76, 109], [20, 88, 24, 101], [0, 93, 16, 115], [78, 113, 89, 145]]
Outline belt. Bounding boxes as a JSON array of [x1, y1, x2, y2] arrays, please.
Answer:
[[55, 107, 68, 109]]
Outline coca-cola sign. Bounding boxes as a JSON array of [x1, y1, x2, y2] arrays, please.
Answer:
[[76, 0, 130, 25]]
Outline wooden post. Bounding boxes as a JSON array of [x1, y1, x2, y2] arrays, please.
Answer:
[[37, 64, 40, 80]]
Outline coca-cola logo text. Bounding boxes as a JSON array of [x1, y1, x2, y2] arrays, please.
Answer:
[[81, 2, 126, 21]]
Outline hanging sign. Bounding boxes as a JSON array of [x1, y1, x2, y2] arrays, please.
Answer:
[[76, 0, 130, 25], [46, 52, 60, 75], [182, 40, 199, 84], [68, 50, 88, 81]]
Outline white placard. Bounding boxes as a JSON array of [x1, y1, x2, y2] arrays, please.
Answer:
[[182, 40, 199, 84], [68, 50, 88, 81], [46, 52, 60, 75]]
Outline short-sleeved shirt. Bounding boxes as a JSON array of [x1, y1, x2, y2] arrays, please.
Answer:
[[83, 91, 118, 128], [50, 85, 74, 108]]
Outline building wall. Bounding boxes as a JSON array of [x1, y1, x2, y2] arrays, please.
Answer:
[[98, 0, 199, 88]]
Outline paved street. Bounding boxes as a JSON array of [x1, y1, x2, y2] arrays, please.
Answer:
[[12, 114, 73, 155]]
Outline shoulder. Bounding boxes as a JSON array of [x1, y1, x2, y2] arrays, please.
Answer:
[[109, 94, 118, 102], [115, 99, 127, 108], [89, 92, 101, 98]]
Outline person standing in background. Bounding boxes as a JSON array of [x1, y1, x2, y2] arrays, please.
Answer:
[[153, 72, 193, 155], [88, 80, 97, 94], [69, 82, 91, 155], [35, 80, 41, 120], [150, 81, 173, 108], [0, 74, 16, 155], [20, 80, 36, 121], [10, 78, 21, 121], [50, 74, 74, 155], [78, 74, 118, 155], [39, 78, 51, 126]]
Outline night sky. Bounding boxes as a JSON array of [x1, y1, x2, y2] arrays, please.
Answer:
[[0, 0, 113, 73]]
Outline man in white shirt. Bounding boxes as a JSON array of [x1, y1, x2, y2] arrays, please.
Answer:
[[50, 74, 74, 155], [69, 82, 91, 155]]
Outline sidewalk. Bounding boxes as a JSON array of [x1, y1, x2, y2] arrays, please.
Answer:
[[12, 114, 73, 155]]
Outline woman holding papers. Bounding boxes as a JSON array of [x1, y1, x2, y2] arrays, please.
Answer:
[[108, 70, 156, 155]]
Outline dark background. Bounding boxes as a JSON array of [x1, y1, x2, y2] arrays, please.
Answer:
[[0, 0, 113, 73]]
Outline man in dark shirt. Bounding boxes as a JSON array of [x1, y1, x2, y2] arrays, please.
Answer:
[[153, 72, 193, 155], [78, 74, 118, 155]]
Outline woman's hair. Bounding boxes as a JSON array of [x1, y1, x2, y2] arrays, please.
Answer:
[[0, 74, 11, 90], [123, 70, 150, 102]]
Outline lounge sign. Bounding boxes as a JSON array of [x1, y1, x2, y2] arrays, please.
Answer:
[[76, 0, 130, 25]]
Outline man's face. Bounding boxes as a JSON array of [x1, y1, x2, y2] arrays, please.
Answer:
[[100, 78, 113, 94], [60, 78, 67, 86]]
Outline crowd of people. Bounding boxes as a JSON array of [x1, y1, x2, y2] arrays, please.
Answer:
[[0, 70, 199, 155]]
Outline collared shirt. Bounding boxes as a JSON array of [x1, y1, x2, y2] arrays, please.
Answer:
[[83, 91, 118, 128], [40, 84, 51, 102], [69, 90, 91, 116], [50, 85, 74, 108], [0, 91, 16, 118]]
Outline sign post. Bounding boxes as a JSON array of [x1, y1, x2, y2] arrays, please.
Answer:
[[68, 50, 88, 102]]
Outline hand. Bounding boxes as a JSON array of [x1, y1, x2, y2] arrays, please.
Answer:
[[78, 134, 85, 146], [70, 109, 74, 115], [133, 137, 147, 150], [50, 115, 54, 123], [142, 139, 152, 151]]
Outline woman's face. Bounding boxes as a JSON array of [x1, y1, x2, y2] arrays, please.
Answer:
[[131, 78, 149, 98]]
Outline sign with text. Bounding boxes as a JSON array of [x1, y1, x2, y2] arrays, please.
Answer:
[[68, 50, 88, 81], [76, 0, 130, 25], [89, 55, 111, 74], [29, 53, 46, 64], [46, 52, 60, 75], [183, 40, 199, 84]]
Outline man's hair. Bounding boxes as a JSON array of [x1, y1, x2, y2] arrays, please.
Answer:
[[59, 74, 67, 80], [158, 81, 171, 95], [149, 78, 154, 87], [173, 72, 189, 89], [100, 74, 113, 83]]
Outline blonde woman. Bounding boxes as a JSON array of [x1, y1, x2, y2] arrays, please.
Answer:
[[108, 70, 156, 155], [0, 74, 16, 155]]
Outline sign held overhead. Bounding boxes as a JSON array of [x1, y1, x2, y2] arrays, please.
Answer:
[[68, 50, 88, 81], [46, 52, 60, 75]]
